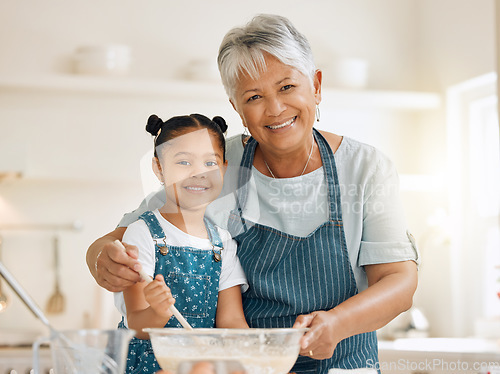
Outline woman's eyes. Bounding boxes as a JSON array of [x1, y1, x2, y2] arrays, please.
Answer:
[[177, 160, 190, 166], [246, 85, 294, 102], [247, 95, 260, 102]]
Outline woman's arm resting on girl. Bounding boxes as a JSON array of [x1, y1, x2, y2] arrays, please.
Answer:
[[215, 285, 249, 328], [86, 227, 142, 292], [293, 260, 418, 359]]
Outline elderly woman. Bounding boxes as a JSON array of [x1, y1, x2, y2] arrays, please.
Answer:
[[87, 14, 418, 374]]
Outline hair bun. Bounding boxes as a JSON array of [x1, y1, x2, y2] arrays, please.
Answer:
[[212, 116, 228, 133], [146, 114, 164, 136]]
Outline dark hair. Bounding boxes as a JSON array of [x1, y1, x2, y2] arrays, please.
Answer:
[[146, 114, 228, 161]]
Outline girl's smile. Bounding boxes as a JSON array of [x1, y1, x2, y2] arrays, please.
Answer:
[[154, 128, 226, 214]]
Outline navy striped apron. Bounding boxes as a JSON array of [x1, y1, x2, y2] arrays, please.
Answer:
[[228, 129, 379, 374]]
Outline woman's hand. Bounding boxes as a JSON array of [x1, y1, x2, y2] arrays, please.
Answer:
[[143, 274, 176, 319], [87, 228, 142, 292], [293, 260, 418, 361], [293, 310, 341, 360]]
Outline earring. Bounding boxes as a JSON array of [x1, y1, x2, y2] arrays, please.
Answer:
[[243, 126, 250, 145], [315, 105, 320, 122]]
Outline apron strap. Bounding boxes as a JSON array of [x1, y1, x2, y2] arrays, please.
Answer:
[[312, 129, 343, 221], [234, 136, 257, 219]]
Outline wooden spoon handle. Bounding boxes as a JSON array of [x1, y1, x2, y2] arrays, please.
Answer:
[[114, 240, 193, 330]]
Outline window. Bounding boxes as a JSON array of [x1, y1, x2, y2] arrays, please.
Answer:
[[447, 72, 499, 336]]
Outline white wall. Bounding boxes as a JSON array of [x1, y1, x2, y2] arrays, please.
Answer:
[[410, 0, 496, 337], [0, 0, 420, 89], [0, 180, 145, 334], [417, 0, 495, 91], [0, 0, 496, 337]]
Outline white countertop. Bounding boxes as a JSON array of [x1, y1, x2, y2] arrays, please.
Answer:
[[379, 337, 500, 355]]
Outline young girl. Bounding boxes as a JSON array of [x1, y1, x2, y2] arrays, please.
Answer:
[[115, 114, 249, 374]]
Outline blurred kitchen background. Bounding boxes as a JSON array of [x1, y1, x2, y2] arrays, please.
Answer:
[[0, 0, 499, 351]]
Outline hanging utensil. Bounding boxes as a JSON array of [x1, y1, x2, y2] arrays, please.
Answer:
[[0, 236, 9, 312], [46, 235, 65, 314], [0, 260, 120, 373]]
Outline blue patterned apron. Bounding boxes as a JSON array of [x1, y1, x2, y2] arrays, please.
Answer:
[[228, 129, 379, 374], [119, 211, 223, 374]]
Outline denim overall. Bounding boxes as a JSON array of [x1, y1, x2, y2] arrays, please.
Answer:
[[119, 210, 223, 374], [228, 129, 379, 374]]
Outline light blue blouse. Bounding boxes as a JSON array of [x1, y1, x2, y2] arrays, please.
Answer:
[[118, 133, 418, 292]]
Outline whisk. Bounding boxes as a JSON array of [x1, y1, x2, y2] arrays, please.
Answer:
[[0, 260, 119, 373], [0, 236, 9, 312]]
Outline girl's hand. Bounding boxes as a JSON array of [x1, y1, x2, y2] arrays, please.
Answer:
[[293, 310, 341, 360], [143, 274, 175, 319]]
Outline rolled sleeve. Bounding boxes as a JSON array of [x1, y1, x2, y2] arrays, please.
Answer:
[[359, 230, 420, 266], [358, 152, 420, 267]]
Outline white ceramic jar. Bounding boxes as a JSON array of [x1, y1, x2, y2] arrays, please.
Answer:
[[73, 44, 131, 76], [322, 58, 369, 89]]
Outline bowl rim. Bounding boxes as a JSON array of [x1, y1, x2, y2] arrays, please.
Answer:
[[143, 327, 309, 335]]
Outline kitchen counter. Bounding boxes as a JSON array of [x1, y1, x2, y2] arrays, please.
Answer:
[[0, 346, 52, 374], [378, 338, 500, 374], [1, 338, 498, 374], [379, 337, 500, 354]]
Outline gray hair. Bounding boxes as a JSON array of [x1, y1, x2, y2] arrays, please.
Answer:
[[217, 14, 316, 100]]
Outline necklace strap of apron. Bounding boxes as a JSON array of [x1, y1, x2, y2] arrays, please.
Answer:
[[313, 129, 343, 221], [235, 136, 257, 217]]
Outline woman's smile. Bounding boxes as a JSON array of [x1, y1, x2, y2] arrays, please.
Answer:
[[266, 116, 297, 130]]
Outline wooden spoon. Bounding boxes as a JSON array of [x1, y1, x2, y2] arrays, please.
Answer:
[[46, 235, 65, 314]]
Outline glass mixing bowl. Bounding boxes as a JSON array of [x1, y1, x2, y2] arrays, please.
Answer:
[[144, 327, 309, 374]]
